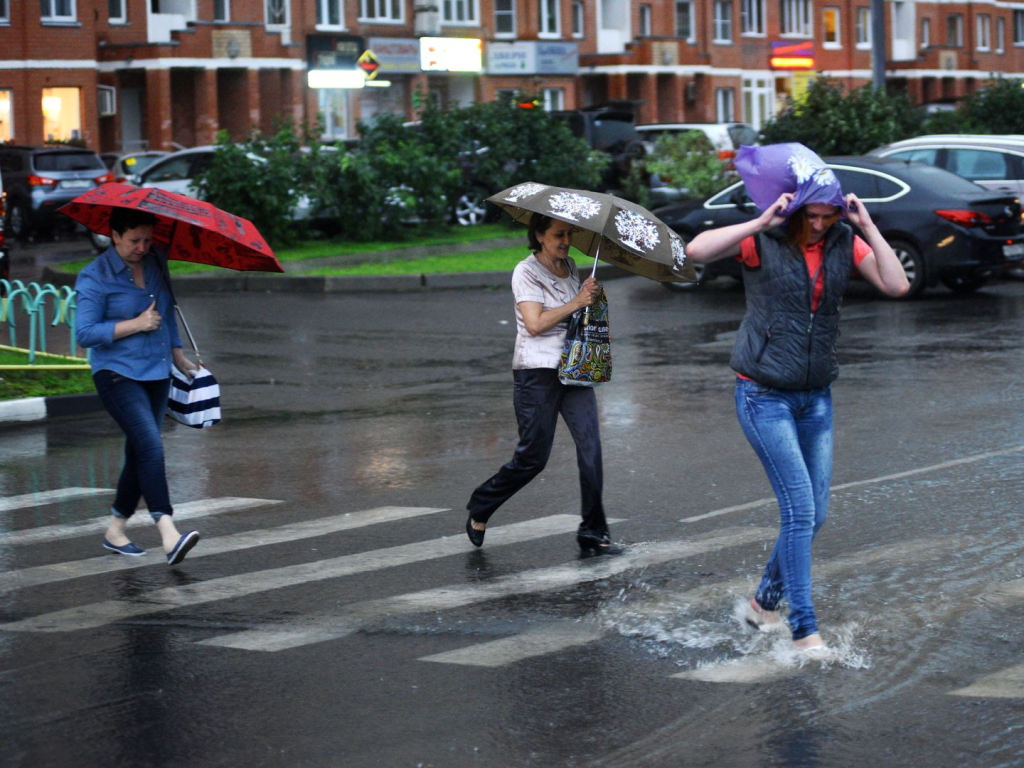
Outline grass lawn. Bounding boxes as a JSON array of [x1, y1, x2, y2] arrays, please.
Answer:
[[0, 347, 93, 400], [56, 222, 523, 276], [302, 246, 533, 276]]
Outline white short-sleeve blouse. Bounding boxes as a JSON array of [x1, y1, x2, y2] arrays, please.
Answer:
[[510, 254, 581, 370]]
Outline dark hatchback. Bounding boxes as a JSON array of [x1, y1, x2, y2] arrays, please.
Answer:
[[655, 156, 1024, 297]]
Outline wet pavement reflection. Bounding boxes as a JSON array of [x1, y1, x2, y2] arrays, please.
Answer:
[[4, 276, 1024, 765]]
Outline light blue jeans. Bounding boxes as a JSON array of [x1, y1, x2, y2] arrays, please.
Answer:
[[735, 378, 833, 641]]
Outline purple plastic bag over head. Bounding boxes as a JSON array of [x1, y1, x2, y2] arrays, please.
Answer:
[[734, 143, 846, 217]]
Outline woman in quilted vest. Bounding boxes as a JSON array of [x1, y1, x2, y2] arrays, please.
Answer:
[[685, 145, 909, 653]]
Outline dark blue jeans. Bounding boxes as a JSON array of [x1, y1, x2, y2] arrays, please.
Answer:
[[735, 378, 833, 641], [468, 368, 607, 536], [93, 370, 173, 522]]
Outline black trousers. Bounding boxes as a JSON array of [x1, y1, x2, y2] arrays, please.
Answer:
[[467, 368, 608, 535]]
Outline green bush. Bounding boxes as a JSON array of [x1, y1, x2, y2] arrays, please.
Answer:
[[646, 131, 732, 200], [955, 79, 1024, 134], [761, 78, 923, 155]]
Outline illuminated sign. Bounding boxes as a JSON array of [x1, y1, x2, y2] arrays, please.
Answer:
[[307, 34, 367, 88], [307, 70, 365, 89], [770, 41, 815, 70], [420, 37, 483, 73]]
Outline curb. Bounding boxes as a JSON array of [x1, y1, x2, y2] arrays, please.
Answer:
[[0, 392, 104, 426], [43, 262, 632, 295]]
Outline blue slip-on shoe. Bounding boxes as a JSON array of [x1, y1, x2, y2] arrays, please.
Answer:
[[167, 530, 200, 566], [102, 539, 147, 556]]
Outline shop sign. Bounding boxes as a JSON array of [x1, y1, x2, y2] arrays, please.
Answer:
[[368, 37, 422, 73], [487, 42, 579, 75], [420, 37, 483, 73], [769, 41, 815, 70], [307, 34, 365, 71]]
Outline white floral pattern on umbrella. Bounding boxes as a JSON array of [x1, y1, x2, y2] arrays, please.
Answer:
[[670, 236, 687, 272], [548, 192, 602, 221], [504, 182, 547, 203], [615, 209, 661, 252]]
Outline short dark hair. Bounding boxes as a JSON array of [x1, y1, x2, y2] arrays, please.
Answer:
[[527, 213, 557, 252], [109, 208, 158, 235]]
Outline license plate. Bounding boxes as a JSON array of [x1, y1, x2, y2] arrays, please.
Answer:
[[1004, 243, 1024, 259], [60, 179, 91, 189]]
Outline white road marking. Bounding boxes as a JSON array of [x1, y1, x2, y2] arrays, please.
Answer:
[[1, 497, 283, 547], [419, 622, 606, 667], [0, 487, 113, 514], [949, 664, 1024, 699], [0, 506, 448, 592], [680, 444, 1024, 523], [672, 657, 801, 684], [0, 514, 605, 634], [199, 527, 771, 652]]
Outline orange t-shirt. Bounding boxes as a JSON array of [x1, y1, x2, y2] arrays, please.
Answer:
[[738, 234, 873, 312]]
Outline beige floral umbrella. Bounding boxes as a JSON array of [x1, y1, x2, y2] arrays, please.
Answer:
[[486, 182, 697, 283]]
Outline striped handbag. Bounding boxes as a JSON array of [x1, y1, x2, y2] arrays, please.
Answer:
[[168, 364, 221, 428]]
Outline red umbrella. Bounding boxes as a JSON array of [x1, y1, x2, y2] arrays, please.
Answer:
[[58, 183, 283, 273]]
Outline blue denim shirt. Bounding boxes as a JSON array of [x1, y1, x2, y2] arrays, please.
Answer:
[[75, 245, 182, 380]]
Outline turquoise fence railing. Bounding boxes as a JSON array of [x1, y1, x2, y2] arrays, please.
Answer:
[[0, 280, 83, 364]]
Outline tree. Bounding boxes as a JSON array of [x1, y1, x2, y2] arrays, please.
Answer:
[[646, 131, 732, 200]]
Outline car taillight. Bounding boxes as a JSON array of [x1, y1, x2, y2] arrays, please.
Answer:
[[94, 172, 115, 184], [935, 209, 993, 227], [27, 174, 58, 186], [718, 149, 736, 162]]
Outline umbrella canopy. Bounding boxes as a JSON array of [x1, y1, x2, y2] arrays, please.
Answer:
[[58, 183, 283, 273], [486, 183, 696, 283]]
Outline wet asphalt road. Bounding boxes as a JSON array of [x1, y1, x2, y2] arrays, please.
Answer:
[[3, 274, 1024, 767]]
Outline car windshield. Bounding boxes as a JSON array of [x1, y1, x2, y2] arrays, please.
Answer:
[[127, 155, 165, 174], [33, 152, 106, 172], [896, 163, 987, 194], [591, 118, 639, 152]]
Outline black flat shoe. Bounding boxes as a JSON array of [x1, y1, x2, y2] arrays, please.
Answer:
[[466, 515, 486, 547], [577, 530, 625, 556]]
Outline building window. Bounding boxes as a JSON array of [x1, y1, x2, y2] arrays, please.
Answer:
[[108, 0, 126, 22], [640, 4, 652, 36], [539, 0, 559, 35], [0, 89, 12, 141], [364, 0, 403, 21], [676, 0, 694, 40], [542, 88, 564, 111], [319, 89, 350, 139], [494, 0, 515, 36], [97, 85, 117, 117], [856, 7, 871, 47], [977, 14, 991, 51], [443, 0, 477, 23], [996, 17, 1005, 53], [781, 0, 811, 36], [822, 7, 840, 48], [716, 87, 735, 121], [41, 0, 76, 21], [316, 0, 343, 26], [714, 1, 732, 42], [1015, 10, 1024, 45], [0, 0, 7, 22], [947, 14, 963, 47], [266, 0, 288, 26], [41, 87, 81, 142], [741, 0, 764, 35], [920, 17, 930, 47], [742, 76, 774, 129], [214, 0, 229, 21], [572, 1, 584, 37]]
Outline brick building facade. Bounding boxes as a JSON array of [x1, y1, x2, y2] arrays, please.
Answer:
[[1, 0, 1023, 154]]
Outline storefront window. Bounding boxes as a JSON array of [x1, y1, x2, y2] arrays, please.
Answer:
[[0, 90, 12, 141], [542, 88, 564, 111], [41, 87, 82, 142], [360, 80, 408, 124], [319, 89, 350, 139]]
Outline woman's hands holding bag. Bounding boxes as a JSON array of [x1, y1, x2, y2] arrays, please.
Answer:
[[574, 277, 602, 310], [172, 348, 199, 379]]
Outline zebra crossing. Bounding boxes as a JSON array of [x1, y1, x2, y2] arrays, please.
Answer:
[[1, 483, 1021, 701]]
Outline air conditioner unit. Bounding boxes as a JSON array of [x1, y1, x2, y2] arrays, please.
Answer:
[[98, 86, 117, 117]]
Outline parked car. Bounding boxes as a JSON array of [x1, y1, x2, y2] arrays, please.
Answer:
[[99, 150, 169, 184], [655, 156, 1024, 297], [550, 105, 647, 195], [0, 145, 113, 240], [867, 135, 1024, 197], [636, 121, 759, 162]]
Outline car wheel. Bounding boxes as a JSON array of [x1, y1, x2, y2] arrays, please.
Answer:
[[941, 274, 988, 294], [663, 261, 707, 290], [889, 239, 925, 298], [90, 231, 111, 253], [453, 190, 488, 227], [7, 202, 28, 240]]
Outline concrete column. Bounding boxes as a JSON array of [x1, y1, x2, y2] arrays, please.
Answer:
[[246, 68, 261, 136], [145, 68, 173, 151], [607, 74, 629, 101], [195, 68, 219, 146], [284, 69, 305, 126], [638, 74, 658, 123]]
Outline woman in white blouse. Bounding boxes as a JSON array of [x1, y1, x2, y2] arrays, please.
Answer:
[[465, 213, 623, 555]]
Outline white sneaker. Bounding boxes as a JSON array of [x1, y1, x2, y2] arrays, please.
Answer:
[[744, 599, 786, 633]]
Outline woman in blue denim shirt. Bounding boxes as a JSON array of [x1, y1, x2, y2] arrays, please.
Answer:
[[76, 208, 201, 566]]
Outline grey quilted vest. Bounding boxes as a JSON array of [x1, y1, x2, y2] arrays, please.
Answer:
[[730, 222, 855, 390]]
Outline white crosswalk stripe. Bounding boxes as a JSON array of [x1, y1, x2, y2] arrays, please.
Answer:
[[419, 622, 605, 667], [199, 527, 770, 653], [0, 487, 113, 514], [949, 664, 1024, 699], [1, 514, 604, 634], [0, 506, 447, 593], [1, 497, 283, 547]]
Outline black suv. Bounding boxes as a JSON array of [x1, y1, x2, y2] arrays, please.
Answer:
[[551, 104, 647, 195], [0, 145, 112, 240]]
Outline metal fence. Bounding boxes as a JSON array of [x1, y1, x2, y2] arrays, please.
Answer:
[[0, 280, 87, 367]]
